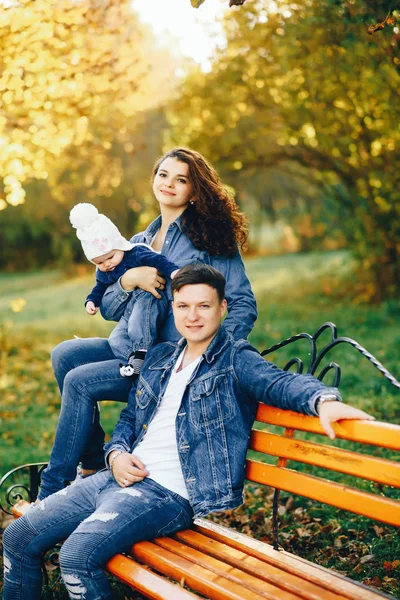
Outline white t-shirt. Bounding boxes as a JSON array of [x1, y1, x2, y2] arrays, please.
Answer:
[[133, 349, 201, 499]]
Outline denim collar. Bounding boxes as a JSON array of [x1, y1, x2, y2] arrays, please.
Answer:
[[144, 212, 185, 242], [203, 326, 232, 364]]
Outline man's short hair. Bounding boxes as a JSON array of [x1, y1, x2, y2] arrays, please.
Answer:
[[171, 263, 226, 302]]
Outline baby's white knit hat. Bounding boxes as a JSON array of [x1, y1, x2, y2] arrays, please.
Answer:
[[69, 203, 133, 262]]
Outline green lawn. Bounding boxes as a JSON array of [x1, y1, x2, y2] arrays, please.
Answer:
[[1, 251, 399, 598]]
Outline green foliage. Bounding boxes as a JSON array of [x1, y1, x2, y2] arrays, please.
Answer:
[[168, 0, 400, 299]]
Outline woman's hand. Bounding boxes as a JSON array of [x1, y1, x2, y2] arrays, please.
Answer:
[[111, 452, 149, 487], [318, 401, 375, 440], [120, 267, 166, 298]]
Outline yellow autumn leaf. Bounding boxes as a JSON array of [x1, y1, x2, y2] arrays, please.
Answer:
[[9, 298, 27, 313]]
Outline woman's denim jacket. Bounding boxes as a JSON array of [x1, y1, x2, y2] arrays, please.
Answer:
[[105, 326, 340, 518], [100, 214, 258, 358]]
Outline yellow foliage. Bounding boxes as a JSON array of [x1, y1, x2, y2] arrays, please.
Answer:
[[9, 298, 27, 313], [0, 0, 176, 207]]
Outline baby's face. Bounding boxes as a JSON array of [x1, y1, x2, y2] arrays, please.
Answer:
[[93, 249, 124, 272]]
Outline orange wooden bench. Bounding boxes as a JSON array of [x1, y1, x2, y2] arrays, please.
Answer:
[[10, 409, 400, 600], [5, 322, 400, 599]]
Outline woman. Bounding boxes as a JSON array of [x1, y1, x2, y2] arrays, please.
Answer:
[[38, 147, 257, 500]]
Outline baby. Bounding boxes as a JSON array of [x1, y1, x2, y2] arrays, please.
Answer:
[[70, 203, 179, 375]]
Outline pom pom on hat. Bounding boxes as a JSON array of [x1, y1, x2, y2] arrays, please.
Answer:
[[69, 202, 133, 262], [70, 203, 99, 230]]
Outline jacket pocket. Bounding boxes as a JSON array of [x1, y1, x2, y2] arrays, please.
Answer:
[[135, 379, 157, 410], [189, 373, 233, 430]]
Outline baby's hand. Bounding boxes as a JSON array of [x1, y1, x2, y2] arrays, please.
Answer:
[[170, 269, 180, 280], [86, 301, 99, 315]]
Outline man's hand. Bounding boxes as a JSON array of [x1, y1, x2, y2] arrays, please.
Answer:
[[318, 401, 375, 440], [85, 301, 99, 315], [120, 267, 166, 298], [111, 452, 149, 487]]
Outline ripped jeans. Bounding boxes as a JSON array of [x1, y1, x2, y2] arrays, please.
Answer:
[[3, 470, 193, 600]]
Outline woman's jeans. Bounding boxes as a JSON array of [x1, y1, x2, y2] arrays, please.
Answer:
[[38, 338, 133, 500], [3, 471, 193, 600]]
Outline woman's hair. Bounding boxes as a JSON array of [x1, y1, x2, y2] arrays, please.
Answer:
[[152, 147, 248, 257]]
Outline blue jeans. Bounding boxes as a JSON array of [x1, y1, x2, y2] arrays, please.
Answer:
[[3, 471, 193, 600], [108, 289, 171, 362], [38, 338, 133, 500]]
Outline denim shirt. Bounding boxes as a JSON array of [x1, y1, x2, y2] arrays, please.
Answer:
[[100, 214, 258, 358], [104, 326, 341, 518]]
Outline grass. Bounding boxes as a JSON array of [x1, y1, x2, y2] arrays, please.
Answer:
[[1, 250, 399, 598]]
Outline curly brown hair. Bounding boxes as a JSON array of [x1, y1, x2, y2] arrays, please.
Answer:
[[152, 147, 248, 257]]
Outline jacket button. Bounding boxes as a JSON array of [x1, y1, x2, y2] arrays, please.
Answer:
[[143, 424, 147, 430], [137, 390, 142, 396]]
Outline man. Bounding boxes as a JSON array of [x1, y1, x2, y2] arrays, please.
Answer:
[[3, 264, 373, 600]]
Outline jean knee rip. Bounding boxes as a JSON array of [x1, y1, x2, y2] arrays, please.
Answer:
[[62, 573, 87, 599], [3, 553, 12, 575], [83, 512, 118, 524], [2, 517, 39, 559], [118, 487, 142, 497]]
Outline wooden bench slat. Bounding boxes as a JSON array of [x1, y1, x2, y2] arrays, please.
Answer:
[[193, 519, 391, 600], [250, 429, 400, 487], [9, 486, 395, 600], [246, 460, 400, 526], [131, 539, 285, 600], [174, 529, 347, 600], [12, 501, 31, 518], [107, 553, 200, 600], [255, 407, 400, 450], [153, 536, 301, 600]]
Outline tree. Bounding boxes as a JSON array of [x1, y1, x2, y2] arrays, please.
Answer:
[[0, 0, 176, 210], [0, 107, 170, 270], [168, 0, 400, 299], [191, 0, 247, 7]]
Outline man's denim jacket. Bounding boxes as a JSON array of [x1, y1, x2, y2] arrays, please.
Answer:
[[100, 214, 258, 354], [105, 326, 341, 518]]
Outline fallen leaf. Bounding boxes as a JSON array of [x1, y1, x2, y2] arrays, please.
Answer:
[[296, 528, 310, 538], [383, 559, 400, 571], [352, 563, 363, 574], [373, 525, 384, 537], [360, 554, 375, 564], [363, 576, 382, 588]]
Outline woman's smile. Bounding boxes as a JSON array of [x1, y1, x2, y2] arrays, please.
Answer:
[[153, 157, 194, 211]]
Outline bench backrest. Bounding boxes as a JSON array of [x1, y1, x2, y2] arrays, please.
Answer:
[[246, 321, 400, 528], [246, 406, 400, 526]]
